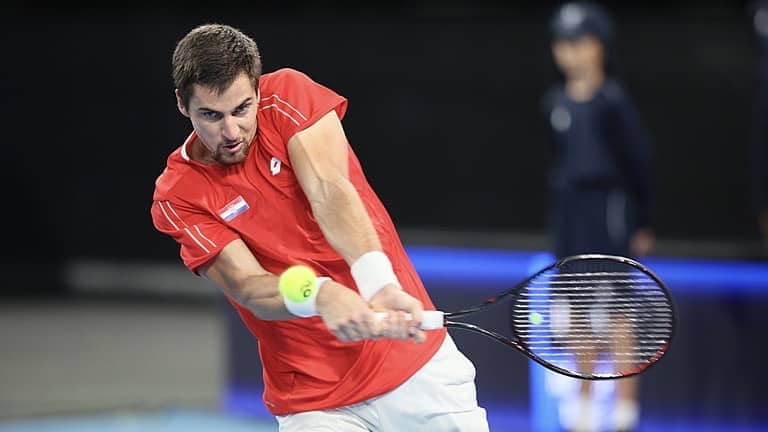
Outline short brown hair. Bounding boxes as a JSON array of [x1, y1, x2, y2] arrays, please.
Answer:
[[172, 24, 262, 108]]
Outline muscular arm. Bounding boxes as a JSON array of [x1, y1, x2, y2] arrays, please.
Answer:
[[202, 239, 375, 332], [200, 239, 291, 320], [287, 110, 425, 341], [288, 110, 382, 264]]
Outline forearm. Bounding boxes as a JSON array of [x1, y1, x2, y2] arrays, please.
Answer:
[[238, 274, 295, 320], [228, 271, 377, 330], [307, 174, 382, 264], [207, 269, 293, 321], [287, 111, 397, 300]]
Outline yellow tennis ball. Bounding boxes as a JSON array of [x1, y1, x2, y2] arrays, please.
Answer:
[[529, 312, 543, 325], [279, 265, 317, 303]]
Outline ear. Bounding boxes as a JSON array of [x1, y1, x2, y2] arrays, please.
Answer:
[[175, 89, 190, 118]]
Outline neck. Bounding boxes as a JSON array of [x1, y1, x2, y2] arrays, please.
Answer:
[[565, 68, 605, 102], [190, 136, 216, 165]]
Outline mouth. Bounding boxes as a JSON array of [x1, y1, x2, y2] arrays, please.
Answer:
[[222, 139, 244, 155]]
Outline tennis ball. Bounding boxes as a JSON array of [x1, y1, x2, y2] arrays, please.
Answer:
[[279, 265, 317, 303], [529, 312, 543, 325]]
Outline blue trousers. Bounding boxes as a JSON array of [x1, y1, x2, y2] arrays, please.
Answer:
[[551, 187, 635, 259]]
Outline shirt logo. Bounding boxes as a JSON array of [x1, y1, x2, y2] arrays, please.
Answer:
[[218, 195, 250, 222], [270, 157, 282, 176]]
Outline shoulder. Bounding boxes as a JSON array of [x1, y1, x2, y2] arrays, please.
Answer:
[[153, 144, 210, 207], [259, 68, 316, 95], [599, 78, 630, 104], [257, 68, 347, 134]]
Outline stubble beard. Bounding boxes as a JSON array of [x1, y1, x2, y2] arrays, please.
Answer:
[[213, 139, 251, 165]]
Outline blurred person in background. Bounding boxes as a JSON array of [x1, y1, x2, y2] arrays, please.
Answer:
[[749, 0, 768, 252], [541, 3, 655, 431], [151, 24, 488, 432]]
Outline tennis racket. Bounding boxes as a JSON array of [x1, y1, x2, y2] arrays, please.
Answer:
[[378, 254, 676, 380]]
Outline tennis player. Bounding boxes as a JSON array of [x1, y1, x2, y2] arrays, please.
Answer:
[[150, 24, 488, 431], [542, 3, 655, 432]]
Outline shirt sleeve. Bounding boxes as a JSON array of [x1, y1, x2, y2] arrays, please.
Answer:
[[151, 198, 240, 274], [606, 85, 654, 229], [260, 68, 348, 149]]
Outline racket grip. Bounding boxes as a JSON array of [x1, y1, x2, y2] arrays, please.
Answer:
[[374, 310, 445, 330]]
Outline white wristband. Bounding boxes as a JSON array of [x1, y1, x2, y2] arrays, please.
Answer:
[[350, 251, 400, 301], [283, 276, 331, 318]]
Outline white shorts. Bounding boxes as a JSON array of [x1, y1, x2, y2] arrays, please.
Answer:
[[276, 334, 489, 432]]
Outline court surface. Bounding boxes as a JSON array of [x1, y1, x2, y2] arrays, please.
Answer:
[[1, 277, 765, 432], [0, 410, 276, 432], [1, 407, 766, 432]]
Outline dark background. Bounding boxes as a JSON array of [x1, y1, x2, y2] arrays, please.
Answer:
[[2, 2, 767, 430], [1, 1, 763, 273]]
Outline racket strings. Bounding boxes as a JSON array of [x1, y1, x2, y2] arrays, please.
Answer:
[[511, 260, 674, 377]]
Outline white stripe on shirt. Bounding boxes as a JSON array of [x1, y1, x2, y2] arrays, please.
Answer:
[[159, 201, 213, 254], [261, 94, 308, 120], [194, 225, 217, 248], [260, 104, 301, 126], [157, 202, 179, 231], [165, 201, 187, 227], [184, 227, 211, 254]]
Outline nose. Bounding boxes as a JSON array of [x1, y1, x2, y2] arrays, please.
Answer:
[[221, 117, 239, 142]]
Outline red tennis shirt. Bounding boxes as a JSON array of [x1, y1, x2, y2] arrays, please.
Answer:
[[151, 68, 446, 415]]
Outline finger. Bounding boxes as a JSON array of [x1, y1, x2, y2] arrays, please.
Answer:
[[392, 311, 409, 339], [377, 312, 390, 339], [372, 313, 385, 339], [339, 322, 362, 342], [362, 311, 380, 339], [381, 312, 398, 339], [411, 329, 426, 344], [379, 312, 398, 339], [327, 322, 348, 342], [404, 298, 424, 326], [332, 326, 351, 342], [360, 308, 383, 340]]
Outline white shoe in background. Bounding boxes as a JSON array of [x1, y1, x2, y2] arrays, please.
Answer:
[[611, 399, 640, 431], [559, 395, 600, 432]]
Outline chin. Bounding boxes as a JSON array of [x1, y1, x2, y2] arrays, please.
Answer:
[[216, 144, 249, 165]]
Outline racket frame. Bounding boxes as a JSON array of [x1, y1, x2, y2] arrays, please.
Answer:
[[441, 254, 677, 380]]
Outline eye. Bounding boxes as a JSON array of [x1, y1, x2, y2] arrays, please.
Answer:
[[233, 103, 251, 116], [201, 111, 221, 120]]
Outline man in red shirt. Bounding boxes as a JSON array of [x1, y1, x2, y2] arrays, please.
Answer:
[[151, 24, 488, 431]]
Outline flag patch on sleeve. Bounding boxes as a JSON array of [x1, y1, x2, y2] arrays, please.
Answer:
[[219, 195, 249, 222]]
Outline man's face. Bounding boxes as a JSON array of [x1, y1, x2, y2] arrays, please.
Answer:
[[177, 72, 259, 165], [552, 34, 604, 79]]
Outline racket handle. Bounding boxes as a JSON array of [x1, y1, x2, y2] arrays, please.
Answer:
[[374, 310, 445, 330]]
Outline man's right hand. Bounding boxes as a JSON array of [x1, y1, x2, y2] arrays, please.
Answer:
[[316, 280, 380, 342], [315, 281, 426, 343], [368, 284, 426, 343]]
